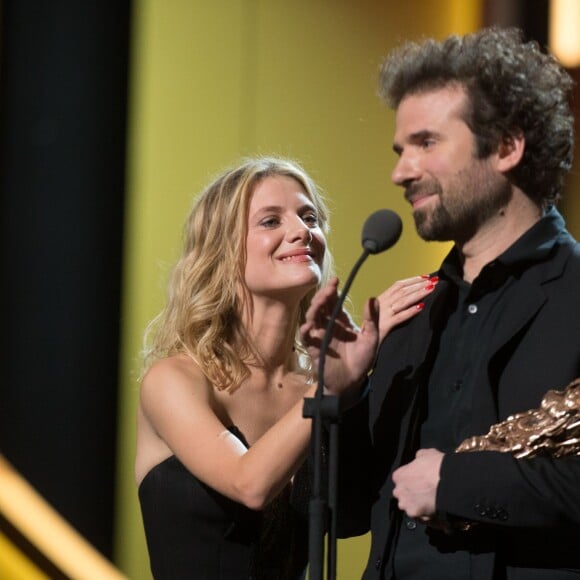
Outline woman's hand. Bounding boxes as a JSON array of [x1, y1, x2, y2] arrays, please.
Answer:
[[378, 275, 438, 342], [300, 277, 379, 395], [300, 274, 438, 397]]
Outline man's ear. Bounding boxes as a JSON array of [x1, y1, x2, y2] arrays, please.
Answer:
[[496, 132, 525, 173]]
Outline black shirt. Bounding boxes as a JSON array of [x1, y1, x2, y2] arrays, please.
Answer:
[[392, 208, 561, 580]]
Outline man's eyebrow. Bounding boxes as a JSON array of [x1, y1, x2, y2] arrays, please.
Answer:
[[393, 130, 440, 154]]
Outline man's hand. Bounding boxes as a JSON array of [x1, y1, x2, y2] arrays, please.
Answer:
[[392, 448, 444, 521]]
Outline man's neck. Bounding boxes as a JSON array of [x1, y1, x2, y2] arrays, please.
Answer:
[[457, 194, 542, 283]]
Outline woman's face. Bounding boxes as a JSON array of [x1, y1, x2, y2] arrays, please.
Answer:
[[244, 175, 326, 300]]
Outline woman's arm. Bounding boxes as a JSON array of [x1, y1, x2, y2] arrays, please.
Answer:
[[139, 356, 316, 510]]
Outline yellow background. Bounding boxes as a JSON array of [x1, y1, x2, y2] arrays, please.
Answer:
[[116, 1, 481, 578], [2, 1, 579, 578]]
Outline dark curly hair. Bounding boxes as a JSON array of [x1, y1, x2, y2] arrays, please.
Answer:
[[379, 27, 575, 207]]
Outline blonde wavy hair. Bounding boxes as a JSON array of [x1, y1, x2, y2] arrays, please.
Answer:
[[143, 157, 334, 391]]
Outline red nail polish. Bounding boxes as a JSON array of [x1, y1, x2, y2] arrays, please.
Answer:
[[430, 276, 439, 283], [416, 302, 425, 310], [421, 274, 430, 279], [425, 283, 435, 290]]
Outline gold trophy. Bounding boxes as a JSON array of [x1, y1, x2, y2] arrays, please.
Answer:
[[456, 377, 580, 458], [436, 377, 580, 532]]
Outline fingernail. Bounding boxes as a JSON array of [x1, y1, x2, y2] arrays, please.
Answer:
[[425, 283, 435, 290], [421, 274, 430, 279], [416, 302, 425, 310], [429, 276, 439, 283]]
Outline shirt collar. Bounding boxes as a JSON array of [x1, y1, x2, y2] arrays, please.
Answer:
[[439, 206, 567, 286]]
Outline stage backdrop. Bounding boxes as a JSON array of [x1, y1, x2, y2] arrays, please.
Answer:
[[114, 1, 482, 578]]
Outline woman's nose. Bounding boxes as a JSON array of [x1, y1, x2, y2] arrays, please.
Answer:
[[288, 220, 313, 243]]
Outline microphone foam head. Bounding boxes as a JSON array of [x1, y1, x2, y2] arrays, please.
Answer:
[[361, 209, 403, 254]]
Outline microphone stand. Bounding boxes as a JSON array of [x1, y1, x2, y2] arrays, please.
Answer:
[[303, 248, 371, 580]]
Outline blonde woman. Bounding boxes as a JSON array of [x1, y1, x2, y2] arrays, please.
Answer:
[[135, 157, 430, 579]]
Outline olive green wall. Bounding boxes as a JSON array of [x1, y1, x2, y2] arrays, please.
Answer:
[[115, 1, 482, 577]]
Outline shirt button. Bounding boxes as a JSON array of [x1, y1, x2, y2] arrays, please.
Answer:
[[406, 519, 417, 530], [474, 503, 487, 517], [467, 304, 478, 314], [451, 380, 462, 392]]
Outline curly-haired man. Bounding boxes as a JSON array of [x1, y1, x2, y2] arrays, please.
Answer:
[[302, 27, 580, 580]]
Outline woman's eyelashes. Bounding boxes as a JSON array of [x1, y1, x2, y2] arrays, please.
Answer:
[[259, 215, 281, 228], [302, 212, 319, 227], [258, 211, 319, 230]]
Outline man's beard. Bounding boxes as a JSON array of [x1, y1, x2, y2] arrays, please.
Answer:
[[410, 164, 511, 243]]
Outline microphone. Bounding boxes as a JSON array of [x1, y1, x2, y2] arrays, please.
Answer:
[[318, 207, 403, 390], [362, 209, 403, 254], [305, 208, 402, 580]]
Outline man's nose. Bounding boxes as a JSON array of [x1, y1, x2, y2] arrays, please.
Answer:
[[391, 152, 421, 186]]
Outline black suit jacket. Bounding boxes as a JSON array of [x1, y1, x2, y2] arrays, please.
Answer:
[[338, 211, 580, 580]]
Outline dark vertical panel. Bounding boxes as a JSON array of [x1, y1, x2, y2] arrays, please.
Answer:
[[520, 0, 549, 48], [0, 0, 131, 557], [484, 0, 549, 46]]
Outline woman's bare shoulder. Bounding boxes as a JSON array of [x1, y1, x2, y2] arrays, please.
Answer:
[[141, 354, 211, 406], [144, 353, 207, 381]]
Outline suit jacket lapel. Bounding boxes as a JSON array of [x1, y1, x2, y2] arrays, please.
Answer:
[[470, 240, 573, 433]]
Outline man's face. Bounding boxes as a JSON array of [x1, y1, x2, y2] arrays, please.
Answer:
[[391, 85, 510, 243]]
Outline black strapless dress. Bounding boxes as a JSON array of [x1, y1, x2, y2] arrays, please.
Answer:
[[138, 426, 310, 579]]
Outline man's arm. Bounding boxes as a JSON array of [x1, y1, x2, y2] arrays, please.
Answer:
[[437, 451, 580, 528]]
